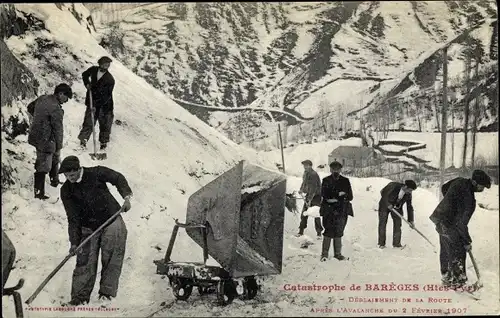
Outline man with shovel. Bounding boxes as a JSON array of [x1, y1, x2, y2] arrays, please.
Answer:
[[430, 170, 491, 289], [77, 56, 115, 151], [58, 155, 132, 306], [296, 160, 323, 239], [377, 180, 417, 249], [27, 83, 73, 199]]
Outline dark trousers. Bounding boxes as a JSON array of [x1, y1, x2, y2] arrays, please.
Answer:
[[322, 210, 348, 238], [437, 225, 467, 285], [35, 149, 60, 179], [2, 231, 16, 290], [299, 203, 323, 235], [71, 216, 127, 302], [378, 206, 402, 246], [78, 107, 114, 144]]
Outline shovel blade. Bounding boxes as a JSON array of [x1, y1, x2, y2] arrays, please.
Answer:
[[90, 153, 107, 160]]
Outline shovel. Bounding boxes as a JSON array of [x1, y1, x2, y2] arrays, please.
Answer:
[[467, 250, 483, 290], [88, 88, 107, 161], [25, 206, 125, 305], [390, 207, 437, 253]]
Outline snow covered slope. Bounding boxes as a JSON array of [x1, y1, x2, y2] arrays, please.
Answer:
[[1, 3, 275, 316], [88, 2, 497, 143]]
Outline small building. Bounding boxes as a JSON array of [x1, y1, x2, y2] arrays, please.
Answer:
[[328, 146, 385, 170]]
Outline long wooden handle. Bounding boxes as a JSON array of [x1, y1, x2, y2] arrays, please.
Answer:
[[88, 88, 98, 155], [468, 250, 482, 282], [25, 207, 124, 305], [389, 207, 437, 250]]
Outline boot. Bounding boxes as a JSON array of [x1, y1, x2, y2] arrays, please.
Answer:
[[321, 236, 332, 259], [295, 228, 304, 237], [34, 172, 50, 200], [333, 237, 347, 260], [80, 139, 87, 149]]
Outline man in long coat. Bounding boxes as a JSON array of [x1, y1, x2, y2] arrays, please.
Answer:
[[320, 161, 353, 261], [59, 156, 133, 306], [77, 56, 115, 150], [27, 83, 73, 199], [378, 180, 417, 249], [430, 170, 491, 288]]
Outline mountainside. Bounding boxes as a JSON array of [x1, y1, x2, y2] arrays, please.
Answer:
[[90, 1, 498, 145], [1, 3, 276, 312]]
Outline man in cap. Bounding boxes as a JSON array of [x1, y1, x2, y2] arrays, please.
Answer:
[[378, 180, 417, 249], [59, 155, 132, 306], [27, 83, 73, 199], [320, 161, 353, 261], [78, 56, 115, 151], [430, 169, 491, 289], [296, 159, 323, 238]]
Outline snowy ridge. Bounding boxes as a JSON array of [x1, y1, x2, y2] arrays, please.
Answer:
[[87, 2, 497, 144]]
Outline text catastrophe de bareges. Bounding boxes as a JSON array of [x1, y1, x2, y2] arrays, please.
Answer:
[[283, 283, 451, 292]]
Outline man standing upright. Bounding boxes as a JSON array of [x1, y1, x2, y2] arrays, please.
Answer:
[[78, 56, 115, 151], [28, 83, 73, 199], [296, 160, 323, 238], [430, 170, 491, 289], [59, 155, 132, 306], [378, 180, 417, 249], [320, 161, 353, 261]]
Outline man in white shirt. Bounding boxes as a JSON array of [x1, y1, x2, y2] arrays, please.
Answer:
[[378, 180, 417, 249], [78, 56, 116, 150]]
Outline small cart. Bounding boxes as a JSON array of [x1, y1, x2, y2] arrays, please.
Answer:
[[154, 161, 286, 306], [154, 220, 259, 306]]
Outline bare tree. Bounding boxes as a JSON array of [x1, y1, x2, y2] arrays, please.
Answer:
[[432, 88, 441, 131], [461, 48, 473, 168], [471, 55, 481, 168]]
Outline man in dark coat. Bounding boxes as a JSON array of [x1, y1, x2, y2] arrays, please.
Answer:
[[296, 160, 323, 238], [378, 180, 417, 249], [77, 56, 115, 150], [320, 161, 353, 261], [27, 83, 73, 199], [59, 156, 132, 306], [2, 230, 16, 290], [430, 170, 491, 288]]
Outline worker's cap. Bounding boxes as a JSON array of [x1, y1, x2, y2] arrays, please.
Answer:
[[301, 160, 313, 166], [59, 156, 81, 174], [472, 170, 491, 189], [98, 56, 112, 65], [54, 83, 73, 99], [329, 161, 342, 169], [404, 180, 417, 190]]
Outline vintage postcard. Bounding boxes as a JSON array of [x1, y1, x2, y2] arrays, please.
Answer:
[[1, 2, 498, 317]]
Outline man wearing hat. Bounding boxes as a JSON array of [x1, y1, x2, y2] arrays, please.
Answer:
[[377, 179, 417, 249], [58, 156, 132, 306], [430, 169, 491, 289], [78, 56, 115, 151], [296, 159, 323, 238], [27, 83, 73, 199], [320, 161, 353, 261]]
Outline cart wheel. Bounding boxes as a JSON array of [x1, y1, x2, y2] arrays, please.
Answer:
[[171, 279, 193, 301], [216, 280, 237, 306], [241, 276, 258, 300]]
